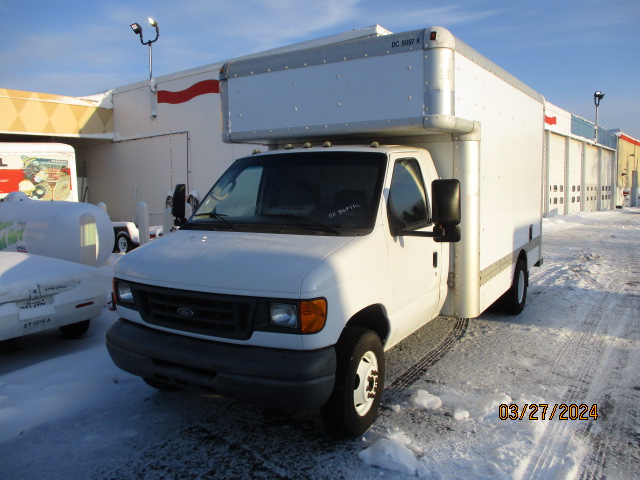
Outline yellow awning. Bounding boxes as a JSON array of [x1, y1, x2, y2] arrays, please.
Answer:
[[0, 88, 113, 138]]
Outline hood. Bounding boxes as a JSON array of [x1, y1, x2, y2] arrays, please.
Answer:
[[114, 230, 355, 297]]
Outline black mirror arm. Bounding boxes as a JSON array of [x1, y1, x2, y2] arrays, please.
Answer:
[[397, 225, 445, 238], [398, 224, 461, 242]]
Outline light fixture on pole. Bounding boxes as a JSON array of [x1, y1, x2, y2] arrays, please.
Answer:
[[593, 91, 604, 143], [130, 18, 160, 117]]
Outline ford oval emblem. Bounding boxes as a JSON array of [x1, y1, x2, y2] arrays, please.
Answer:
[[177, 307, 195, 317]]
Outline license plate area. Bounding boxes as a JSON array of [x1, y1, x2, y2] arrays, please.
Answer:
[[18, 296, 53, 310], [19, 317, 53, 333]]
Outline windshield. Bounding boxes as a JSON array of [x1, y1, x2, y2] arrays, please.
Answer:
[[184, 151, 387, 236]]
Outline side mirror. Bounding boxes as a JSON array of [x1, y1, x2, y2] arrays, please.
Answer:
[[432, 179, 461, 226], [171, 184, 187, 226], [431, 179, 461, 243], [388, 179, 461, 243]]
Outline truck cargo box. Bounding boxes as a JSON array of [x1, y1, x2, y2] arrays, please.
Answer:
[[221, 26, 543, 144]]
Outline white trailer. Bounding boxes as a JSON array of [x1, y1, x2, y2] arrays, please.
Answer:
[[107, 26, 544, 436]]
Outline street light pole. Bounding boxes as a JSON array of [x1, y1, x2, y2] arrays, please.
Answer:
[[130, 18, 160, 118], [593, 91, 604, 143]]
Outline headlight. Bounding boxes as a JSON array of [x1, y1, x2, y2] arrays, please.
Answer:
[[268, 299, 327, 333], [270, 303, 297, 328], [115, 281, 134, 305]]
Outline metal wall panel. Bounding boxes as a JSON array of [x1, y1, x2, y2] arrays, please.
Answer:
[[600, 149, 614, 210], [584, 145, 599, 212], [547, 133, 567, 216], [567, 139, 583, 214]]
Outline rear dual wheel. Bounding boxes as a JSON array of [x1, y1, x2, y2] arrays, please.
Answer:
[[321, 327, 385, 437], [501, 258, 528, 315]]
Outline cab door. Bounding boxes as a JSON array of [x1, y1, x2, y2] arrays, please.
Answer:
[[384, 152, 444, 345]]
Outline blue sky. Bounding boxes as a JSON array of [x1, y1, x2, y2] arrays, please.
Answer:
[[1, 0, 639, 138]]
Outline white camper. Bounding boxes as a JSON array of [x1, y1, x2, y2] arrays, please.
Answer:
[[107, 26, 544, 436]]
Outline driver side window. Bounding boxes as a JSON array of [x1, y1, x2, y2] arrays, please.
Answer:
[[388, 158, 431, 229]]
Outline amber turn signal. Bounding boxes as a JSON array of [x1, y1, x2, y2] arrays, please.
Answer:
[[300, 299, 327, 334]]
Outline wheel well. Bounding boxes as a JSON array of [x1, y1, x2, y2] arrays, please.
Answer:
[[517, 250, 527, 264], [344, 305, 389, 345], [516, 250, 529, 276]]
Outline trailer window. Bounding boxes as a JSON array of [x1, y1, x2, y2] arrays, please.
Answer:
[[388, 158, 431, 229]]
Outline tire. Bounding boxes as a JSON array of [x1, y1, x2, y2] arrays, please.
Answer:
[[115, 232, 133, 253], [143, 377, 182, 392], [321, 327, 385, 437], [59, 319, 90, 339], [501, 258, 528, 315]]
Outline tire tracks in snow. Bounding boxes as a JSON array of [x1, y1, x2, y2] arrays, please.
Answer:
[[577, 239, 640, 480], [522, 224, 640, 480], [385, 317, 469, 393]]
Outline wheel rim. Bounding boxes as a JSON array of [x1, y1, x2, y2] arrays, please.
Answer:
[[353, 350, 379, 416], [517, 269, 525, 304], [117, 236, 128, 252]]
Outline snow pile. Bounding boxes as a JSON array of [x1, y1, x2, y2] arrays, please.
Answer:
[[358, 438, 419, 476], [409, 389, 442, 410], [360, 389, 526, 477]]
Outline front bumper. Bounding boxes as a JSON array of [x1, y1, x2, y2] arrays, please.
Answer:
[[106, 319, 336, 410]]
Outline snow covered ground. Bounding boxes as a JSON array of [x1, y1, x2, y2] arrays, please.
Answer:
[[0, 208, 638, 480]]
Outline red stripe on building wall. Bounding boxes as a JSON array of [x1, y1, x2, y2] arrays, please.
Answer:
[[620, 133, 640, 147], [157, 80, 220, 104], [544, 115, 557, 125]]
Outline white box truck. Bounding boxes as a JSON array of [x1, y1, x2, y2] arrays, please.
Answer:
[[0, 143, 78, 202], [107, 26, 544, 436]]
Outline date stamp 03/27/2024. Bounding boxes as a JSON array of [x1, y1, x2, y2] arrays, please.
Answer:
[[499, 404, 599, 421]]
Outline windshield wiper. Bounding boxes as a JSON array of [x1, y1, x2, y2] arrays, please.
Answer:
[[193, 212, 237, 229], [259, 213, 340, 235]]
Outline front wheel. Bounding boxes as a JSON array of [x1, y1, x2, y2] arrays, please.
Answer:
[[321, 327, 385, 437]]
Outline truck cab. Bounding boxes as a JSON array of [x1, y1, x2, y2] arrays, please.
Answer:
[[108, 144, 460, 436]]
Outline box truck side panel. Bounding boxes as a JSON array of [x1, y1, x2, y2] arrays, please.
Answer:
[[225, 49, 426, 140], [452, 54, 544, 314], [0, 143, 77, 202], [221, 29, 475, 144]]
